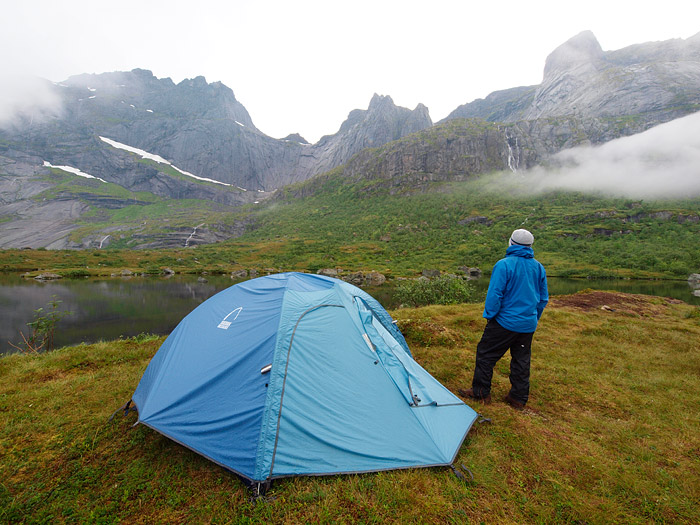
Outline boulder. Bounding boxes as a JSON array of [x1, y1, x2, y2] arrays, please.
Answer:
[[34, 272, 62, 281], [231, 269, 247, 279], [422, 269, 441, 278], [317, 268, 339, 277], [343, 272, 365, 286], [365, 271, 386, 286], [688, 273, 700, 288]]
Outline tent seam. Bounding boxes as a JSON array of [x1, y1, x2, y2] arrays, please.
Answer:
[[268, 303, 344, 481]]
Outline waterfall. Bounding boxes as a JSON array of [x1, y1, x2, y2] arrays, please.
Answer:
[[505, 130, 520, 172], [98, 235, 110, 249], [185, 223, 206, 247]]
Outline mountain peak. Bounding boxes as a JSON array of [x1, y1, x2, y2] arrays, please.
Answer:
[[178, 75, 209, 88], [543, 30, 604, 79], [131, 68, 157, 79], [369, 93, 395, 110]]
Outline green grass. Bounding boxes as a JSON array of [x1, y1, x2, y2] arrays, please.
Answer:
[[1, 292, 699, 523], [235, 174, 700, 279]]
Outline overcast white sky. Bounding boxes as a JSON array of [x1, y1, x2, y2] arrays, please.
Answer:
[[2, 0, 699, 143]]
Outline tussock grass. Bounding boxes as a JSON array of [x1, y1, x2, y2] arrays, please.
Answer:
[[1, 292, 699, 523]]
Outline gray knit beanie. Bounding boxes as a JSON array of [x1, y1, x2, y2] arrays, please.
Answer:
[[509, 228, 534, 247]]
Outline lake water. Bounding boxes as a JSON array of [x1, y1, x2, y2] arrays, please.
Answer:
[[1, 273, 698, 355]]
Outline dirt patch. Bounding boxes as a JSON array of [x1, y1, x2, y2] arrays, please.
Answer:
[[549, 290, 679, 316]]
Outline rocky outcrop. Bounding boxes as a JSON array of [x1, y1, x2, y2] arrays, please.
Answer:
[[342, 271, 386, 286], [299, 94, 433, 177]]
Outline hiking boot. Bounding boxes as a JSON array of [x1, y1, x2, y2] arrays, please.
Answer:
[[503, 393, 525, 410], [457, 388, 492, 405]]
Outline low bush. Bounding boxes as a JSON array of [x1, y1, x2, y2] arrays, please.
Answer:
[[395, 275, 476, 307]]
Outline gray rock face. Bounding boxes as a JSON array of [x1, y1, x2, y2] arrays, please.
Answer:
[[444, 86, 537, 122], [443, 31, 700, 131], [523, 31, 700, 122]]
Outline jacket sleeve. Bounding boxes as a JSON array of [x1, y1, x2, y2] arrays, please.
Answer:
[[483, 260, 507, 320], [536, 266, 549, 320]]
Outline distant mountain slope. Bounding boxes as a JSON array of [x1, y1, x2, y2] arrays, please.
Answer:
[[444, 31, 700, 129], [1, 30, 699, 250], [0, 74, 431, 248], [279, 111, 665, 199], [1, 72, 431, 192]]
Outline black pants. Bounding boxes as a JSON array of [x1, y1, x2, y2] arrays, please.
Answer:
[[472, 319, 534, 404]]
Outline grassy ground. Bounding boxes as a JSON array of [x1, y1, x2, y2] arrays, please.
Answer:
[[2, 174, 699, 281], [1, 291, 699, 523]]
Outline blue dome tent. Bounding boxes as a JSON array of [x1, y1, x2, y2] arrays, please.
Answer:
[[129, 272, 478, 488]]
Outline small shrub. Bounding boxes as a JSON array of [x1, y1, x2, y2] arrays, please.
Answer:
[[395, 275, 475, 307], [11, 297, 72, 353], [61, 269, 90, 279], [130, 333, 160, 344], [684, 307, 700, 320]]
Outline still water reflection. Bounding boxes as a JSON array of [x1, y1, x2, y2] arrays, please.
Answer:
[[1, 273, 697, 355]]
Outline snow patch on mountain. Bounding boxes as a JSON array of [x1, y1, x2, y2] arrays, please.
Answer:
[[99, 136, 232, 187], [43, 161, 107, 182]]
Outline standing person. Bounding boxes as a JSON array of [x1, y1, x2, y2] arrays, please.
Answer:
[[459, 228, 548, 409]]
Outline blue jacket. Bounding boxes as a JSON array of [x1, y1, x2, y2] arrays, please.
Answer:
[[483, 245, 548, 333]]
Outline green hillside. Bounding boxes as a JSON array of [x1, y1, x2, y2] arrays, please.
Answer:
[[4, 172, 699, 280], [235, 171, 700, 279]]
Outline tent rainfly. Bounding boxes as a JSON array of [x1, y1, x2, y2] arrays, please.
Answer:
[[126, 272, 478, 489]]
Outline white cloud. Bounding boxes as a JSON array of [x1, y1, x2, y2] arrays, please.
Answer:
[[0, 75, 63, 129], [508, 111, 700, 198]]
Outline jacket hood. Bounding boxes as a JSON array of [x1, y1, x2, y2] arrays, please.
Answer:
[[505, 244, 534, 258]]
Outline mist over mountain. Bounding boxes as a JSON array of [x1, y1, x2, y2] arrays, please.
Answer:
[[464, 111, 700, 199], [0, 30, 699, 249], [0, 75, 62, 128]]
